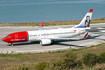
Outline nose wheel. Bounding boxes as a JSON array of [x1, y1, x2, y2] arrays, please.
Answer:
[[9, 43, 13, 46], [12, 44, 14, 46]]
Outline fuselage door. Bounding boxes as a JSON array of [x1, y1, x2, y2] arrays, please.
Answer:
[[15, 34, 18, 39]]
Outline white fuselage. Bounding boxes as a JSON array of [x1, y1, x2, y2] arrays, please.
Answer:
[[27, 28, 86, 41]]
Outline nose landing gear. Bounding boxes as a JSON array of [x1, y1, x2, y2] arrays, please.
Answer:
[[9, 43, 13, 46]]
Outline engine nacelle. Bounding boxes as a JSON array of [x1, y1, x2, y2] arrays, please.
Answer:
[[40, 39, 51, 45]]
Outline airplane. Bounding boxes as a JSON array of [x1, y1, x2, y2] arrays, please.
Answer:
[[2, 9, 93, 46]]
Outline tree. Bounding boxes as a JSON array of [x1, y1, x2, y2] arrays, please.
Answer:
[[35, 62, 49, 70], [99, 52, 105, 63], [83, 52, 98, 67], [61, 51, 77, 69]]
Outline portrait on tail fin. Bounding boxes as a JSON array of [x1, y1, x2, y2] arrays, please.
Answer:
[[85, 16, 90, 28]]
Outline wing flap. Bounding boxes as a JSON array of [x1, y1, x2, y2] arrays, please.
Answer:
[[41, 38, 83, 41]]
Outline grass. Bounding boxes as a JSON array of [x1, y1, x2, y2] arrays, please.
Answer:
[[0, 42, 105, 70], [0, 17, 105, 27]]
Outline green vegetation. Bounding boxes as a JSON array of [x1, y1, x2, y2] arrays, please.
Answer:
[[35, 51, 105, 70], [44, 52, 78, 70], [0, 43, 105, 70], [99, 52, 105, 63], [0, 17, 105, 27], [35, 62, 49, 70], [82, 52, 99, 67]]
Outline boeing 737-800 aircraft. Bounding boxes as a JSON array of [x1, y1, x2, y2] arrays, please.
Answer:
[[2, 9, 93, 46]]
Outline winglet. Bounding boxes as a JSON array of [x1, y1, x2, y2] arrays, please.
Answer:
[[40, 21, 44, 27], [39, 21, 44, 30], [84, 32, 89, 38]]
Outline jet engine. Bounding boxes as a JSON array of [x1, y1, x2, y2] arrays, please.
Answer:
[[40, 39, 51, 45]]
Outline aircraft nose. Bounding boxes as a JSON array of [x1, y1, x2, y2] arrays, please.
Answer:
[[2, 37, 8, 42]]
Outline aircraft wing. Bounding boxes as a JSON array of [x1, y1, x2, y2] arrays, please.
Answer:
[[50, 38, 84, 41], [41, 32, 89, 41]]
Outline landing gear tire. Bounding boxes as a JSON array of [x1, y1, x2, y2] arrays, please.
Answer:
[[51, 40, 55, 45], [40, 41, 43, 46], [9, 43, 14, 46], [12, 44, 14, 46]]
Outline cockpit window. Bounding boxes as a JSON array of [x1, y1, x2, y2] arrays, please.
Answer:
[[6, 36, 11, 38]]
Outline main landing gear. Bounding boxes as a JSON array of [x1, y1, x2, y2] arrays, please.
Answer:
[[51, 40, 55, 45]]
